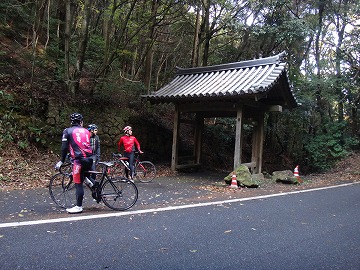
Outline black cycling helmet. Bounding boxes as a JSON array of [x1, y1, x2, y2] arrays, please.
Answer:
[[70, 113, 83, 125], [87, 124, 98, 131]]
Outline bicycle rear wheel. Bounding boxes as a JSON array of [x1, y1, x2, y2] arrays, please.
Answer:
[[101, 177, 138, 211], [134, 161, 156, 183], [49, 173, 75, 209]]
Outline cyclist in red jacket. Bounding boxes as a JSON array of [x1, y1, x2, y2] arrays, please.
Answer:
[[117, 126, 143, 179], [54, 113, 93, 214]]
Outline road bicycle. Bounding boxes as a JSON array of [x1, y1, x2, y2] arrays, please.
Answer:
[[110, 151, 156, 183], [49, 161, 138, 211]]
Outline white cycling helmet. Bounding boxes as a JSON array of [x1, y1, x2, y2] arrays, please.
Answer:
[[123, 125, 132, 134]]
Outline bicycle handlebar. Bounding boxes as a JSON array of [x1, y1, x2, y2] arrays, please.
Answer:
[[59, 162, 72, 174], [112, 153, 123, 158], [112, 151, 143, 158]]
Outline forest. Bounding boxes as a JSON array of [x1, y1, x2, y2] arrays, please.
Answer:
[[0, 0, 360, 179]]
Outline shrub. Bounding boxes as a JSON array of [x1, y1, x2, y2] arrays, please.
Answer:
[[304, 122, 358, 171]]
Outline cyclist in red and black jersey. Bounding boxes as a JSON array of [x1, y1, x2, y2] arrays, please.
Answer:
[[117, 125, 143, 179], [55, 113, 93, 214]]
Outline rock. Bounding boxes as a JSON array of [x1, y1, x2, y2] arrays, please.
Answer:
[[224, 165, 259, 188], [272, 170, 299, 184]]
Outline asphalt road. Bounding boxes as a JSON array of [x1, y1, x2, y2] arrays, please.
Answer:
[[1, 175, 360, 269]]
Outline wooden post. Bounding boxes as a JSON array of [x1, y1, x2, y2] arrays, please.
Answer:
[[233, 107, 243, 169], [171, 105, 180, 170], [257, 112, 265, 173], [251, 122, 258, 174], [194, 113, 204, 165], [251, 112, 265, 174]]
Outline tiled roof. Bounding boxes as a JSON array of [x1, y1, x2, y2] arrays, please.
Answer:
[[143, 52, 296, 108]]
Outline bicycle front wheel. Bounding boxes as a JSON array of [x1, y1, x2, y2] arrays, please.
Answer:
[[49, 173, 76, 209], [101, 177, 138, 211], [134, 161, 156, 183]]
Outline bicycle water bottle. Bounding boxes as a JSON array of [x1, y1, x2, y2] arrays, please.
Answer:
[[84, 177, 94, 187]]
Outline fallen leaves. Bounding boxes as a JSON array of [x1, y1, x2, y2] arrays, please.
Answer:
[[0, 146, 56, 191]]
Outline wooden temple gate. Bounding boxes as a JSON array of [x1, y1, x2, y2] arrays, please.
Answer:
[[143, 52, 297, 174]]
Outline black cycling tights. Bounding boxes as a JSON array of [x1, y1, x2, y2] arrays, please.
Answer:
[[124, 151, 135, 177], [75, 183, 84, 207]]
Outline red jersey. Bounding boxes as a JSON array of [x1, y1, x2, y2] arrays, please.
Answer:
[[118, 135, 141, 153], [61, 125, 93, 162]]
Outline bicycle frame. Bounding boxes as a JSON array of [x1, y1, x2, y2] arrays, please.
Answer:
[[61, 159, 109, 185], [111, 152, 156, 183], [90, 162, 112, 185], [112, 152, 141, 170], [112, 153, 131, 169]]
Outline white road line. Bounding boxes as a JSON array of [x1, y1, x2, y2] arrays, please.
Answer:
[[0, 182, 358, 228]]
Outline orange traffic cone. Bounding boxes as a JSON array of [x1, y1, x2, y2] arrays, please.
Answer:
[[230, 174, 238, 188], [293, 165, 303, 183]]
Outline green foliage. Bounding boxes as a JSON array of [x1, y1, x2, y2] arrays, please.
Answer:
[[204, 119, 235, 146], [28, 126, 47, 145], [17, 140, 28, 149], [92, 80, 146, 108], [85, 35, 106, 66], [202, 119, 236, 171], [0, 1, 32, 31], [304, 122, 359, 172], [0, 93, 16, 149], [0, 89, 14, 106], [0, 111, 16, 150], [0, 107, 48, 151]]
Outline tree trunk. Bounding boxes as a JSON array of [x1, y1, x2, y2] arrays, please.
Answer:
[[191, 7, 201, 67], [30, 0, 49, 86], [73, 0, 93, 96], [96, 0, 137, 79], [102, 0, 116, 75], [144, 0, 160, 94], [335, 27, 345, 123], [314, 0, 326, 131], [334, 0, 348, 123], [64, 0, 72, 95], [201, 0, 210, 66]]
